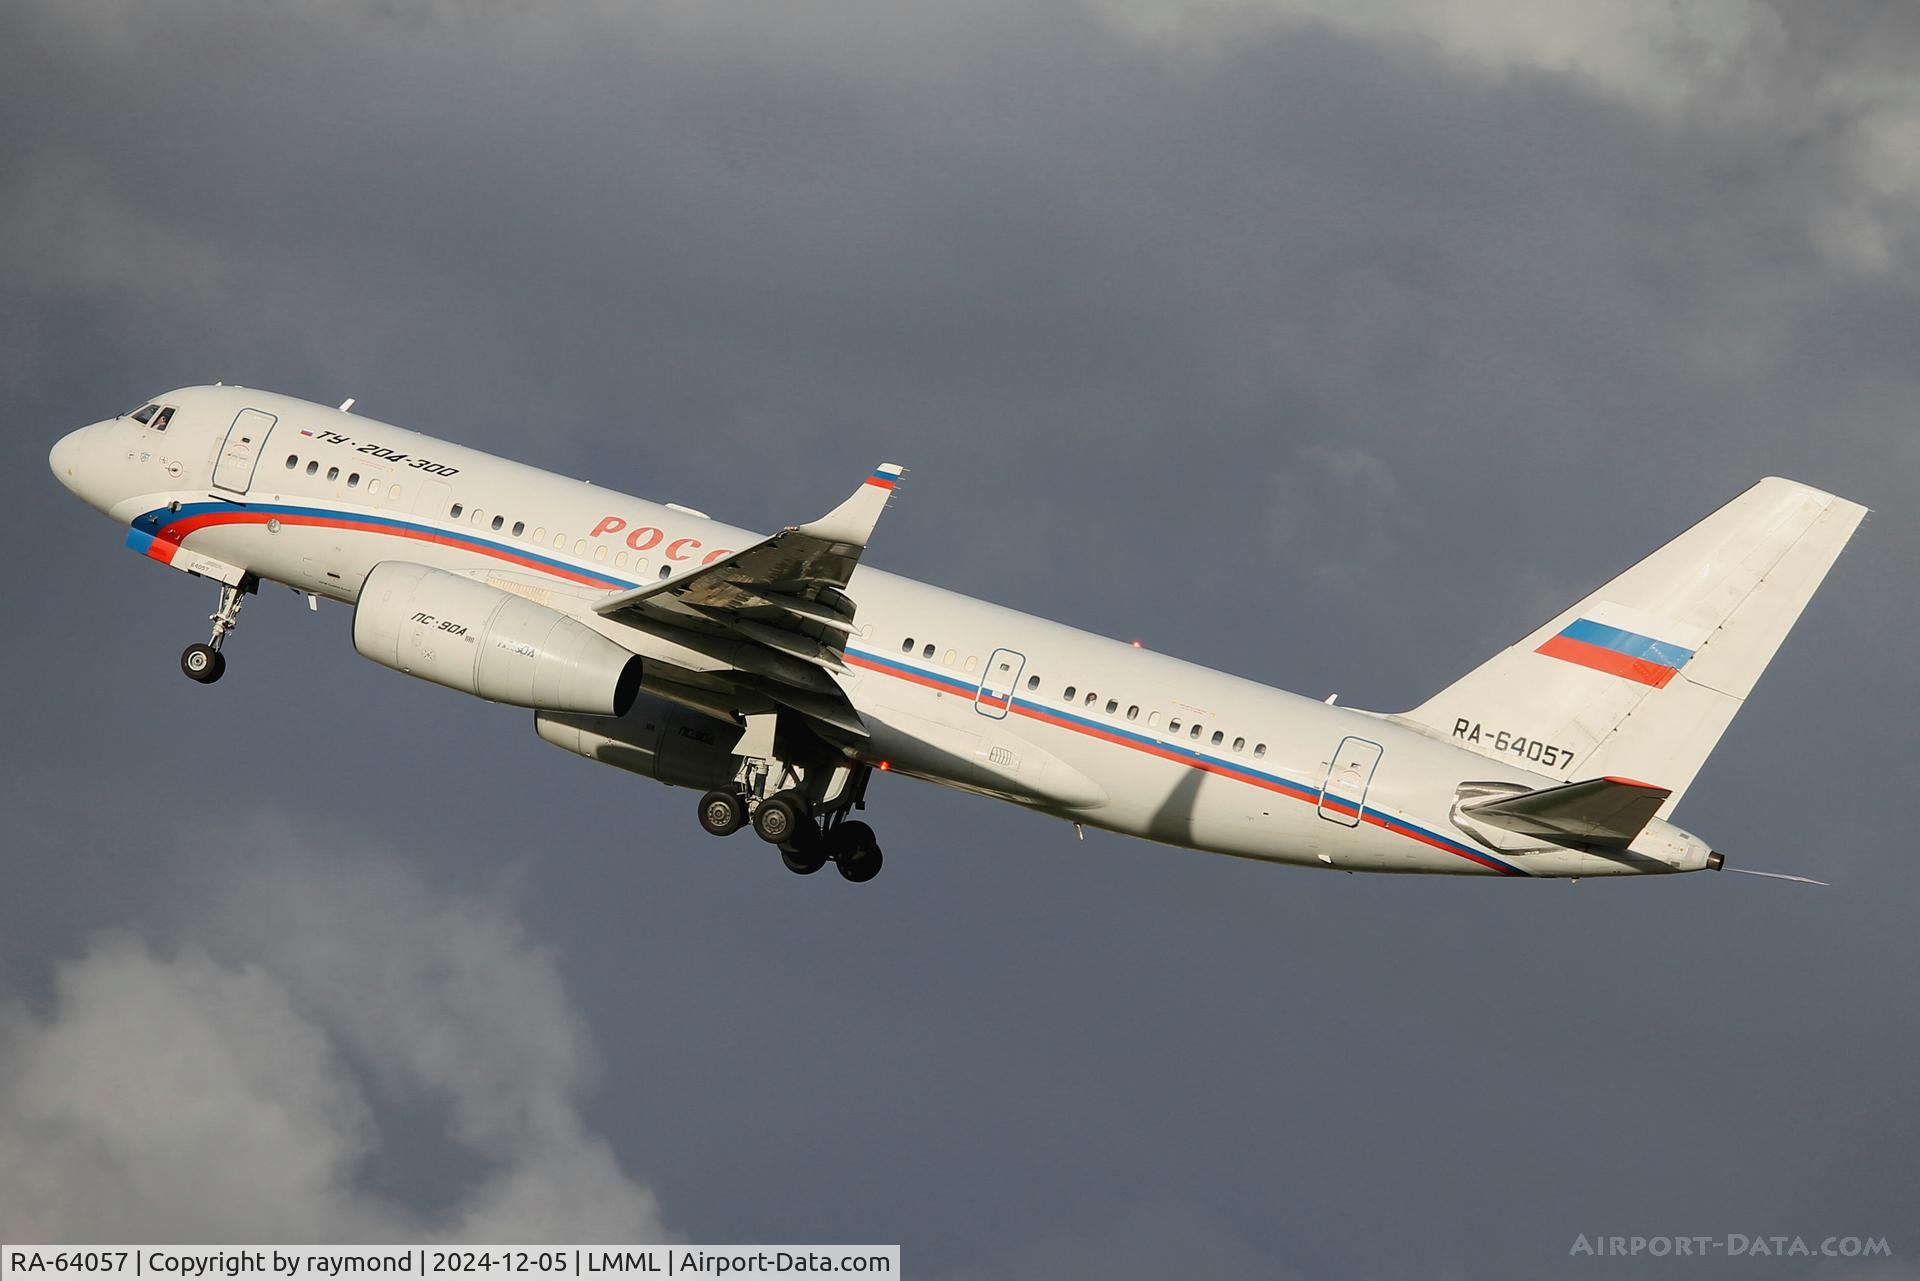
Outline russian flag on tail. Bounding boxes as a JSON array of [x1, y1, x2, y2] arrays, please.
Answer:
[[1536, 611, 1698, 688]]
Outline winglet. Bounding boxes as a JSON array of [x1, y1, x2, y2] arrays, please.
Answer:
[[795, 463, 904, 549]]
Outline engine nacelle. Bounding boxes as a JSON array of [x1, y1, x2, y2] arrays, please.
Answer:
[[353, 561, 642, 716], [536, 695, 744, 790]]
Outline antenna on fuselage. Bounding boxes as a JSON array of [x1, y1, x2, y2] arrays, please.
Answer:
[[338, 397, 356, 413]]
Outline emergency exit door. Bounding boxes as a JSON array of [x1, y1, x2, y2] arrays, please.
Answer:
[[974, 648, 1025, 719]]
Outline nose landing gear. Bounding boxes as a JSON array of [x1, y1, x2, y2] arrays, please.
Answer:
[[180, 577, 256, 684], [180, 643, 225, 683]]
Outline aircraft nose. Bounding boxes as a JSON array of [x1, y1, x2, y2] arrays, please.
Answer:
[[49, 425, 91, 493]]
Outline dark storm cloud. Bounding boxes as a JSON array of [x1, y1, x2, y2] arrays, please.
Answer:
[[2, 2, 1916, 1277]]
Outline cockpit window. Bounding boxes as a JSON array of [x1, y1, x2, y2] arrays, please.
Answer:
[[131, 404, 158, 424], [150, 406, 174, 431]]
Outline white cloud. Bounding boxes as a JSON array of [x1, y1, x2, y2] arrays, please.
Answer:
[[1094, 0, 1788, 114], [1094, 0, 1920, 277], [0, 836, 669, 1242]]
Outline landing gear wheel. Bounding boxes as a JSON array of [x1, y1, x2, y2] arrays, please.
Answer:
[[181, 643, 225, 684], [831, 821, 884, 883], [752, 791, 810, 845], [780, 841, 829, 875], [697, 790, 746, 837], [836, 843, 884, 883]]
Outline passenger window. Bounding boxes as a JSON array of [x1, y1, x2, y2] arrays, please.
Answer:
[[1210, 731, 1224, 746], [943, 649, 956, 666], [348, 473, 360, 487], [594, 545, 608, 562], [1085, 692, 1098, 706], [512, 521, 525, 537], [1233, 736, 1245, 752], [1064, 686, 1077, 701], [922, 644, 935, 659], [658, 565, 672, 579], [615, 551, 629, 568], [367, 480, 382, 497], [285, 455, 298, 469], [964, 655, 977, 673], [554, 533, 566, 549], [1026, 675, 1040, 691], [1127, 705, 1139, 720], [1168, 717, 1181, 732], [574, 539, 587, 555], [533, 527, 545, 542], [306, 461, 319, 475], [1149, 711, 1162, 727], [1254, 743, 1267, 758], [327, 467, 339, 481], [389, 486, 401, 501], [451, 504, 463, 518], [150, 407, 173, 431], [491, 515, 504, 531], [902, 638, 914, 653], [132, 404, 158, 424], [1105, 699, 1118, 714], [1190, 724, 1203, 740], [471, 510, 485, 527]]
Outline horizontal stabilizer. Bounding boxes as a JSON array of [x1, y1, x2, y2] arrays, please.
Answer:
[[1461, 776, 1671, 848]]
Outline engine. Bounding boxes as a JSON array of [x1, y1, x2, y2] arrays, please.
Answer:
[[536, 695, 745, 790], [353, 561, 642, 716]]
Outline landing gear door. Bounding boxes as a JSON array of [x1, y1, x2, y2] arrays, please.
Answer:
[[212, 408, 276, 494], [974, 647, 1025, 719], [1317, 735, 1383, 826]]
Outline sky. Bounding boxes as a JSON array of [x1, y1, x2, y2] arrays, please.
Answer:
[[2, 1, 1916, 1276]]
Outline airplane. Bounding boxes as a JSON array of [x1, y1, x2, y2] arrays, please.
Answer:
[[50, 386, 1867, 884]]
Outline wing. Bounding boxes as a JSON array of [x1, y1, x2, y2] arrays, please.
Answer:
[[1460, 776, 1672, 848], [592, 464, 904, 739]]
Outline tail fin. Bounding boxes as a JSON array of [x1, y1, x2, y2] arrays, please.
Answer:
[[1401, 477, 1867, 816]]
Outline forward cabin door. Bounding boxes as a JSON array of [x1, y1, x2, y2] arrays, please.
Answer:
[[1316, 736, 1383, 826], [974, 647, 1025, 719], [212, 408, 276, 494]]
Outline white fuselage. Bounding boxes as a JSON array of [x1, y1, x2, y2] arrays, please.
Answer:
[[51, 386, 1716, 878]]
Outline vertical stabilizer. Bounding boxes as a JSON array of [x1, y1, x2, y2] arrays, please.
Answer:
[[1400, 478, 1867, 816]]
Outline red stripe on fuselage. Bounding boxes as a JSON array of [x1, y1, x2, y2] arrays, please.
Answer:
[[154, 509, 619, 588]]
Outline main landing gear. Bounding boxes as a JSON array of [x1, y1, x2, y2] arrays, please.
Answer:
[[180, 577, 256, 685], [696, 785, 886, 884]]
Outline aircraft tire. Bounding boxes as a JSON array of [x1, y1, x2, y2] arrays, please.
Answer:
[[832, 821, 883, 883], [752, 792, 809, 845], [697, 790, 746, 837], [181, 644, 225, 684], [836, 842, 883, 883], [780, 841, 828, 875]]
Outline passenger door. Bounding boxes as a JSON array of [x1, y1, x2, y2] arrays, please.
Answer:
[[211, 409, 276, 494], [1316, 736, 1383, 826]]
